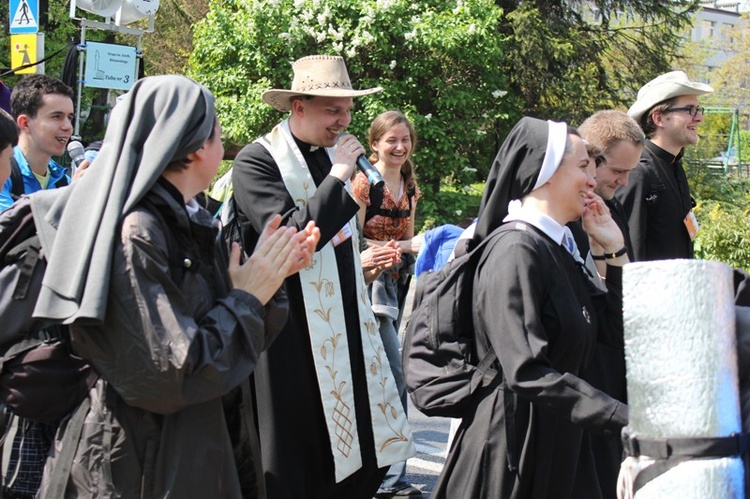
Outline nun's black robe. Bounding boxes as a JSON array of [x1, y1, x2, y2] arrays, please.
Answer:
[[231, 139, 387, 499], [433, 222, 628, 499]]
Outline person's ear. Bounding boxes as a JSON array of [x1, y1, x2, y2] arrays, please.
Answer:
[[291, 99, 305, 118], [652, 110, 663, 127], [16, 114, 29, 132], [186, 146, 204, 163]]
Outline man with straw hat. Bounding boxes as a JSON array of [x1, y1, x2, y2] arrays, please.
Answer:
[[231, 55, 415, 498], [615, 70, 713, 261]]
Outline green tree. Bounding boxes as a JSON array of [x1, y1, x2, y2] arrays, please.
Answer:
[[190, 0, 516, 228], [141, 0, 210, 74], [497, 0, 700, 125]]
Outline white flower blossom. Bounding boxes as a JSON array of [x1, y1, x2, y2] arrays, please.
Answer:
[[328, 26, 345, 41], [404, 29, 417, 41], [361, 31, 375, 44], [492, 90, 508, 99], [389, 60, 397, 69], [300, 9, 313, 22], [316, 31, 327, 43], [455, 209, 463, 216], [346, 47, 357, 59], [476, 130, 487, 135], [377, 0, 395, 10], [467, 24, 476, 35], [294, 0, 305, 8], [463, 167, 477, 173], [425, 113, 432, 120]]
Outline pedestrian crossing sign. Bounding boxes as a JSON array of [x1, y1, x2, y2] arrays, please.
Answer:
[[9, 0, 39, 34], [11, 34, 38, 74]]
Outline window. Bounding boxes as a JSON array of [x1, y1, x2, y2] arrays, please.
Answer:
[[702, 20, 716, 38]]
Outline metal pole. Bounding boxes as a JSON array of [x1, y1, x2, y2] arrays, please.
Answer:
[[74, 23, 86, 139]]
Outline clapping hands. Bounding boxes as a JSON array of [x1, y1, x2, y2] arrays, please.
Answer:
[[227, 215, 320, 304]]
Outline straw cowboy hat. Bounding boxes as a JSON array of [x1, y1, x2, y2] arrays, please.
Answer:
[[262, 55, 383, 112], [627, 71, 713, 124]]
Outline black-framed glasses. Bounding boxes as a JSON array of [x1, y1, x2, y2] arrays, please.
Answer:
[[663, 105, 704, 117]]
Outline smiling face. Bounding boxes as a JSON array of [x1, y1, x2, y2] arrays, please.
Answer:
[[289, 96, 353, 147], [545, 134, 596, 223], [594, 140, 643, 200], [652, 94, 703, 151], [18, 93, 74, 159], [371, 122, 413, 170]]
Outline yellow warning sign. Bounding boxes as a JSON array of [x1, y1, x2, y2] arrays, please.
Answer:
[[11, 34, 37, 74]]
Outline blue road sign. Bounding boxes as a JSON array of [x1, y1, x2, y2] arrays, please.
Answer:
[[9, 0, 39, 34]]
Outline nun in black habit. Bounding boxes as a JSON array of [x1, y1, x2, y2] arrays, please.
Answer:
[[433, 117, 629, 499]]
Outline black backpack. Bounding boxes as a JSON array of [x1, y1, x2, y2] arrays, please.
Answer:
[[0, 196, 97, 423], [402, 228, 503, 418]]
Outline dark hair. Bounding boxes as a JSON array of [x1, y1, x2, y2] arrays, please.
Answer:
[[367, 110, 418, 193], [10, 75, 74, 119], [164, 116, 219, 172], [0, 108, 19, 151], [289, 95, 315, 109], [641, 97, 677, 139]]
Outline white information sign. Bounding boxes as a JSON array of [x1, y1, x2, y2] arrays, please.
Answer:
[[84, 42, 137, 90]]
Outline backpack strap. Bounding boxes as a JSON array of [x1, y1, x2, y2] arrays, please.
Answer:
[[9, 234, 42, 300], [365, 184, 416, 223], [9, 157, 23, 201], [42, 396, 91, 497]]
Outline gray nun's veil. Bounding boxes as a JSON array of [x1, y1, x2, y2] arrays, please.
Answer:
[[30, 74, 216, 324]]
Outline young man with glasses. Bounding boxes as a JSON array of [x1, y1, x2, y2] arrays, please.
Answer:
[[616, 71, 713, 261]]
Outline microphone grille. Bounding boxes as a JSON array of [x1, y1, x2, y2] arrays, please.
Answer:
[[67, 140, 84, 154]]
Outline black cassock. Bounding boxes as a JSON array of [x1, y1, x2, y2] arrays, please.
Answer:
[[614, 140, 694, 261], [569, 196, 633, 499], [433, 222, 628, 499], [232, 138, 387, 499]]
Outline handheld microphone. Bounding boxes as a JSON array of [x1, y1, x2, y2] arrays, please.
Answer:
[[67, 141, 86, 172], [356, 155, 385, 189]]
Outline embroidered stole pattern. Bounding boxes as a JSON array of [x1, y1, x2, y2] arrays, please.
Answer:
[[257, 120, 414, 482]]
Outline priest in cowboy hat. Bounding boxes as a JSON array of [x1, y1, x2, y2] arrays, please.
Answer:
[[231, 55, 415, 499], [615, 70, 713, 261]]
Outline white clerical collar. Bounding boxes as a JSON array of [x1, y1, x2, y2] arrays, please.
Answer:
[[503, 202, 565, 245]]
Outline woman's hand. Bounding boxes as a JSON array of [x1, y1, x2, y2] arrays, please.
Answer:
[[361, 240, 401, 271], [227, 215, 320, 304], [361, 240, 401, 284], [582, 195, 624, 252]]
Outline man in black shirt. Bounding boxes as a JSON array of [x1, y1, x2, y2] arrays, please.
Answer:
[[576, 110, 643, 264], [616, 71, 713, 261]]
